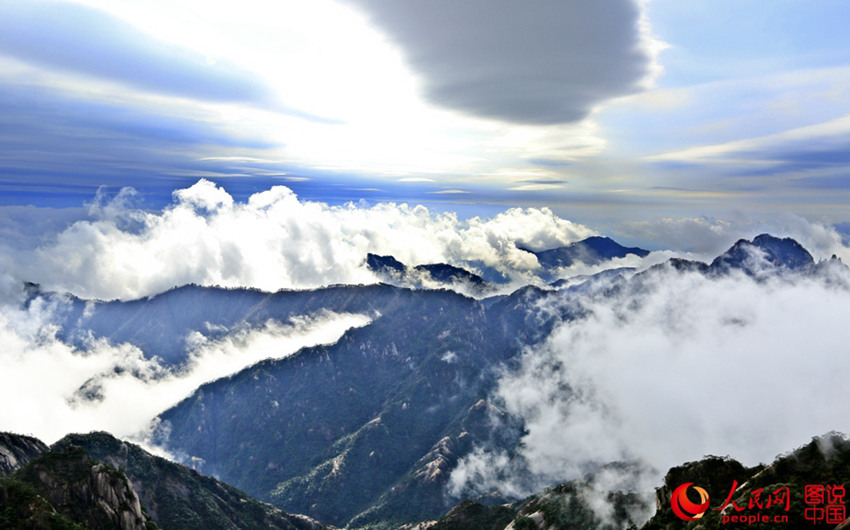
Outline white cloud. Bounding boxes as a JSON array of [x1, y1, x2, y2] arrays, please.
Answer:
[[2, 180, 596, 300], [617, 213, 850, 261], [0, 296, 370, 446], [451, 264, 850, 500], [647, 114, 850, 164]]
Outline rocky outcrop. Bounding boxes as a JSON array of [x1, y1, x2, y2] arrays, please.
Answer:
[[12, 444, 151, 529], [0, 432, 49, 476], [2, 431, 331, 530], [54, 431, 329, 530]]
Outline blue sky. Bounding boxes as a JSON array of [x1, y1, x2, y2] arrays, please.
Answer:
[[1, 0, 849, 230]]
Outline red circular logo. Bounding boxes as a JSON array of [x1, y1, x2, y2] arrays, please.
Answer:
[[671, 482, 710, 521]]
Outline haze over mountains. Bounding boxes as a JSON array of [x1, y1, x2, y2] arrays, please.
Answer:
[[3, 224, 850, 528]]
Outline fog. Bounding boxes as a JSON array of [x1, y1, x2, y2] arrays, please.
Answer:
[[451, 263, 850, 504], [0, 297, 369, 446]]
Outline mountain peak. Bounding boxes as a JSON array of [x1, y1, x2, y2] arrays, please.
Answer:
[[365, 253, 490, 294], [710, 234, 814, 276], [523, 236, 650, 279]]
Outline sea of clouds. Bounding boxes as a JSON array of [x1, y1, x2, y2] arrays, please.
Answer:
[[449, 261, 850, 516], [2, 179, 850, 510]]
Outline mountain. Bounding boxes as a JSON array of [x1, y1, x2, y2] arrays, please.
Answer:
[[641, 233, 827, 280], [366, 253, 491, 295], [643, 432, 850, 529], [2, 437, 154, 530], [549, 267, 635, 291], [366, 254, 407, 279], [404, 463, 648, 530], [518, 236, 650, 283], [16, 233, 845, 529], [414, 432, 850, 530], [414, 263, 488, 289], [524, 236, 650, 269], [34, 283, 473, 366], [0, 431, 329, 530], [709, 233, 815, 276], [152, 285, 560, 528], [0, 431, 48, 476]]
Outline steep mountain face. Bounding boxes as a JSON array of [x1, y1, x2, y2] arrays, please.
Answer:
[[53, 432, 327, 530], [153, 286, 565, 528], [0, 432, 329, 530], [4, 443, 153, 530], [0, 477, 84, 529], [0, 431, 49, 476]]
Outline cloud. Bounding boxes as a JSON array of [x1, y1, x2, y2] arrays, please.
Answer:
[[0, 295, 370, 446], [0, 180, 597, 300], [0, 80, 283, 200], [348, 0, 660, 125], [450, 263, 850, 500], [4, 181, 847, 303], [0, 1, 274, 105], [617, 214, 850, 261]]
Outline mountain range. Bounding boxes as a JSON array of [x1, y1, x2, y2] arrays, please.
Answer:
[[5, 233, 847, 529]]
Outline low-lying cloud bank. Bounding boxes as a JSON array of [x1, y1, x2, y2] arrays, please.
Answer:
[[0, 296, 370, 446], [0, 180, 596, 301], [2, 180, 849, 303], [450, 263, 850, 501]]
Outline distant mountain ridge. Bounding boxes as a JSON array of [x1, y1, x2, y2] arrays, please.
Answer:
[[521, 236, 650, 270], [152, 285, 552, 528], [366, 253, 491, 295], [366, 236, 652, 290], [652, 233, 824, 279]]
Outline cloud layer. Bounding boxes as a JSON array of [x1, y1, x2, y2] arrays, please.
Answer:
[[450, 263, 850, 498], [0, 295, 369, 446], [0, 180, 597, 301], [0, 1, 272, 104]]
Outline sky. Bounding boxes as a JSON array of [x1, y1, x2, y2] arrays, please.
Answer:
[[1, 0, 849, 235]]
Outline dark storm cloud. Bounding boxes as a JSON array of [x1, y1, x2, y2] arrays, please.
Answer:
[[347, 0, 654, 125], [0, 1, 272, 105]]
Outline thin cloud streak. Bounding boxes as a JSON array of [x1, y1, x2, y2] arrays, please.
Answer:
[[0, 1, 273, 105]]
